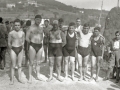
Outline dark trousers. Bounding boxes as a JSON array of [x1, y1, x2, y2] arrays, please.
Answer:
[[0, 47, 7, 68]]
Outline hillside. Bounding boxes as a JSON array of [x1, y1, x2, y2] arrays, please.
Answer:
[[0, 0, 109, 26]]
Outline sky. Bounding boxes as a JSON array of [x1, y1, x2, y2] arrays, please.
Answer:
[[56, 0, 119, 11]]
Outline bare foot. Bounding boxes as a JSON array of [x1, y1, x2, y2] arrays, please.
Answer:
[[83, 77, 88, 81], [36, 77, 45, 81], [89, 77, 94, 82], [57, 77, 63, 82], [78, 77, 83, 81], [47, 77, 53, 82], [19, 79, 25, 84], [95, 77, 99, 82], [71, 76, 75, 81], [28, 79, 32, 84], [9, 81, 14, 85], [64, 76, 68, 80]]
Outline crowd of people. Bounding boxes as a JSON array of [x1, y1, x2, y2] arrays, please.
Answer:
[[0, 14, 120, 85]]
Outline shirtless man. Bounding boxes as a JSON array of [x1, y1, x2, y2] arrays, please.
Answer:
[[8, 19, 25, 85], [26, 15, 44, 83], [90, 27, 105, 82], [43, 20, 52, 63], [77, 23, 92, 81]]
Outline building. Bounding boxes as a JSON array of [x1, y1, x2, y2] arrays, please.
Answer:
[[27, 0, 38, 7], [6, 3, 15, 8]]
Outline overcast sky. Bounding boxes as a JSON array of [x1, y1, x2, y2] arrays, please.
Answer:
[[56, 0, 119, 10]]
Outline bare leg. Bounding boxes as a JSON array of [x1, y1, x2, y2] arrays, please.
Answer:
[[77, 54, 83, 81], [36, 47, 43, 81], [95, 56, 101, 82], [28, 46, 36, 83], [56, 56, 63, 82], [18, 49, 25, 83], [75, 48, 78, 71], [43, 45, 48, 63], [89, 56, 96, 81], [70, 56, 75, 81], [83, 55, 89, 81], [9, 49, 17, 85], [47, 57, 54, 82], [64, 56, 69, 79]]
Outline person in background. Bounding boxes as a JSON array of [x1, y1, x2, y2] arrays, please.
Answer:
[[107, 31, 120, 83], [23, 20, 31, 66], [43, 20, 52, 63], [0, 17, 8, 70]]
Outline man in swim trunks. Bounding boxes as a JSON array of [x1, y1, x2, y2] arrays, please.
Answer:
[[47, 20, 66, 82], [8, 19, 25, 85], [63, 22, 78, 80], [107, 31, 120, 83], [26, 15, 44, 83], [89, 27, 105, 82], [43, 20, 52, 63], [23, 20, 31, 66], [77, 23, 92, 81]]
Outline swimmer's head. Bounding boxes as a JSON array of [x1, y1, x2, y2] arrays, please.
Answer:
[[83, 23, 90, 34], [44, 20, 49, 27], [14, 19, 21, 31], [26, 20, 31, 26], [34, 15, 42, 26], [58, 18, 64, 25], [93, 27, 101, 37], [68, 22, 75, 33], [76, 18, 81, 26], [115, 31, 120, 40]]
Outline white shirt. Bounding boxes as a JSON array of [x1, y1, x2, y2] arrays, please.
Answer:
[[75, 25, 82, 32], [79, 30, 93, 48], [113, 41, 119, 49]]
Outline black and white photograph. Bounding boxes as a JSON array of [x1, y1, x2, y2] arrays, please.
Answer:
[[0, 0, 120, 90]]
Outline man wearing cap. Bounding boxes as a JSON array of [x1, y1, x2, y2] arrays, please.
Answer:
[[26, 15, 44, 83]]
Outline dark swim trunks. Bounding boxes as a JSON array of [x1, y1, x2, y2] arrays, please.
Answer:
[[91, 37, 103, 57], [12, 46, 23, 56], [48, 43, 62, 57], [30, 42, 42, 53], [77, 45, 91, 57], [63, 32, 76, 57]]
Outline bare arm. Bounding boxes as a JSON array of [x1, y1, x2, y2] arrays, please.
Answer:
[[61, 31, 66, 47], [100, 36, 105, 57], [22, 32, 25, 48], [26, 27, 31, 43], [8, 33, 12, 49]]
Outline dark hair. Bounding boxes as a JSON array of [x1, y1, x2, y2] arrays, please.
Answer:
[[69, 22, 75, 26], [5, 21, 9, 25], [115, 31, 120, 35], [14, 19, 21, 24], [0, 17, 3, 23], [44, 19, 49, 23], [83, 23, 90, 28], [35, 15, 42, 19], [76, 18, 80, 21], [58, 18, 64, 23], [94, 27, 101, 32], [26, 20, 31, 26]]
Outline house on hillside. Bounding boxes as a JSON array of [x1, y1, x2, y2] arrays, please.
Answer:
[[6, 2, 15, 9], [27, 0, 38, 7]]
